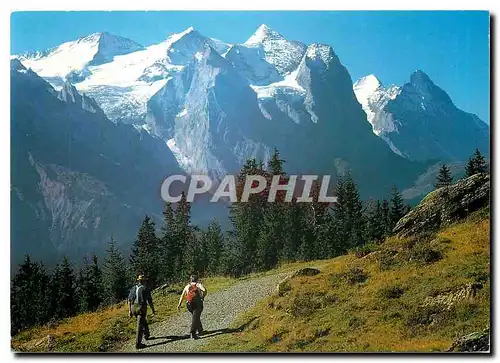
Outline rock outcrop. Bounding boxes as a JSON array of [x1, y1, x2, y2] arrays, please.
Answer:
[[423, 283, 484, 311], [292, 267, 321, 278], [448, 328, 490, 352], [393, 173, 490, 237]]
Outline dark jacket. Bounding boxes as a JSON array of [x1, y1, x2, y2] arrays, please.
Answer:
[[128, 283, 153, 314]]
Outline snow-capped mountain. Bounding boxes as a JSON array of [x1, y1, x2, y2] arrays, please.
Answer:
[[18, 32, 144, 82], [13, 25, 431, 200], [354, 71, 489, 161], [17, 27, 231, 124], [244, 24, 307, 75], [11, 59, 183, 267]]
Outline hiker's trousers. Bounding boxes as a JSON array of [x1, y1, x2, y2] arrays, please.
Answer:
[[187, 301, 204, 334], [135, 313, 150, 345]]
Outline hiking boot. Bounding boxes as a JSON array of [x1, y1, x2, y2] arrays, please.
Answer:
[[135, 343, 147, 349], [191, 333, 199, 340], [198, 329, 205, 336]]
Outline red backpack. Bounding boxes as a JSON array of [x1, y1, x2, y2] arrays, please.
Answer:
[[187, 283, 201, 304]]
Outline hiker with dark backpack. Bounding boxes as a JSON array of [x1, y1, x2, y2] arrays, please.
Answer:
[[177, 275, 207, 339], [128, 275, 156, 349]]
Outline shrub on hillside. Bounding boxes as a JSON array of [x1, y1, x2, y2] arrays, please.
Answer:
[[409, 241, 443, 264], [404, 304, 453, 336], [377, 250, 398, 271], [329, 268, 368, 287], [350, 243, 379, 258], [290, 292, 324, 317], [378, 285, 405, 299]]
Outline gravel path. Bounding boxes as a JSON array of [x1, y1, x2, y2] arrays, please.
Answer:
[[120, 272, 289, 353]]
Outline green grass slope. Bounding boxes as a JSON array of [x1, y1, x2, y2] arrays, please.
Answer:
[[201, 209, 490, 352]]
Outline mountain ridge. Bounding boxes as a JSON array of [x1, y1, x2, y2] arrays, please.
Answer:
[[354, 70, 489, 161]]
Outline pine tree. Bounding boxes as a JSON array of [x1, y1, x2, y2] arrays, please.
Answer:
[[268, 147, 285, 175], [254, 148, 290, 270], [344, 174, 365, 248], [229, 158, 267, 275], [256, 203, 281, 270], [381, 199, 391, 237], [77, 254, 103, 312], [130, 215, 160, 287], [466, 148, 488, 177], [51, 257, 76, 320], [389, 186, 404, 232], [201, 220, 225, 275], [102, 238, 129, 305], [159, 202, 176, 282], [296, 203, 319, 261], [473, 149, 487, 173], [330, 174, 364, 252], [11, 256, 50, 334], [364, 199, 385, 243], [173, 192, 196, 280], [281, 201, 307, 262], [435, 164, 453, 189], [184, 227, 202, 279]]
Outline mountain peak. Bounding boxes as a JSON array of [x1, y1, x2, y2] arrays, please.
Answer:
[[179, 26, 196, 36], [304, 43, 338, 68], [410, 69, 433, 86], [10, 58, 26, 72], [354, 74, 383, 92], [245, 24, 282, 44]]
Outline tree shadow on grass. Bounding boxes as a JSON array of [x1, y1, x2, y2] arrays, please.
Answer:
[[143, 316, 258, 349]]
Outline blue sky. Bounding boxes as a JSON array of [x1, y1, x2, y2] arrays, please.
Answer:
[[11, 11, 490, 123]]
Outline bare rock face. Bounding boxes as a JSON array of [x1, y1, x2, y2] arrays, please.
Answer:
[[448, 328, 490, 352], [423, 283, 484, 311], [393, 173, 490, 237]]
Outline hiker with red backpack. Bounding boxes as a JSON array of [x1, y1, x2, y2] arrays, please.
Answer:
[[177, 275, 207, 339]]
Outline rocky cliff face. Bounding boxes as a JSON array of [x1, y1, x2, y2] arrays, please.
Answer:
[[354, 71, 490, 162], [11, 59, 183, 267], [393, 173, 490, 237]]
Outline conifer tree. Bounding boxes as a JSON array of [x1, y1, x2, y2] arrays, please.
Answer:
[[389, 186, 405, 231], [268, 147, 285, 175], [173, 192, 195, 280], [51, 257, 76, 320], [381, 199, 391, 237], [102, 238, 129, 305], [229, 158, 267, 275], [159, 202, 176, 282], [256, 204, 281, 270], [281, 201, 307, 262], [344, 173, 365, 248], [184, 226, 203, 278], [465, 148, 488, 177], [435, 164, 453, 188], [201, 220, 225, 275], [77, 254, 103, 312], [11, 256, 50, 334], [331, 174, 364, 251], [296, 203, 319, 261], [130, 215, 160, 287], [255, 148, 290, 269], [364, 199, 385, 243]]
